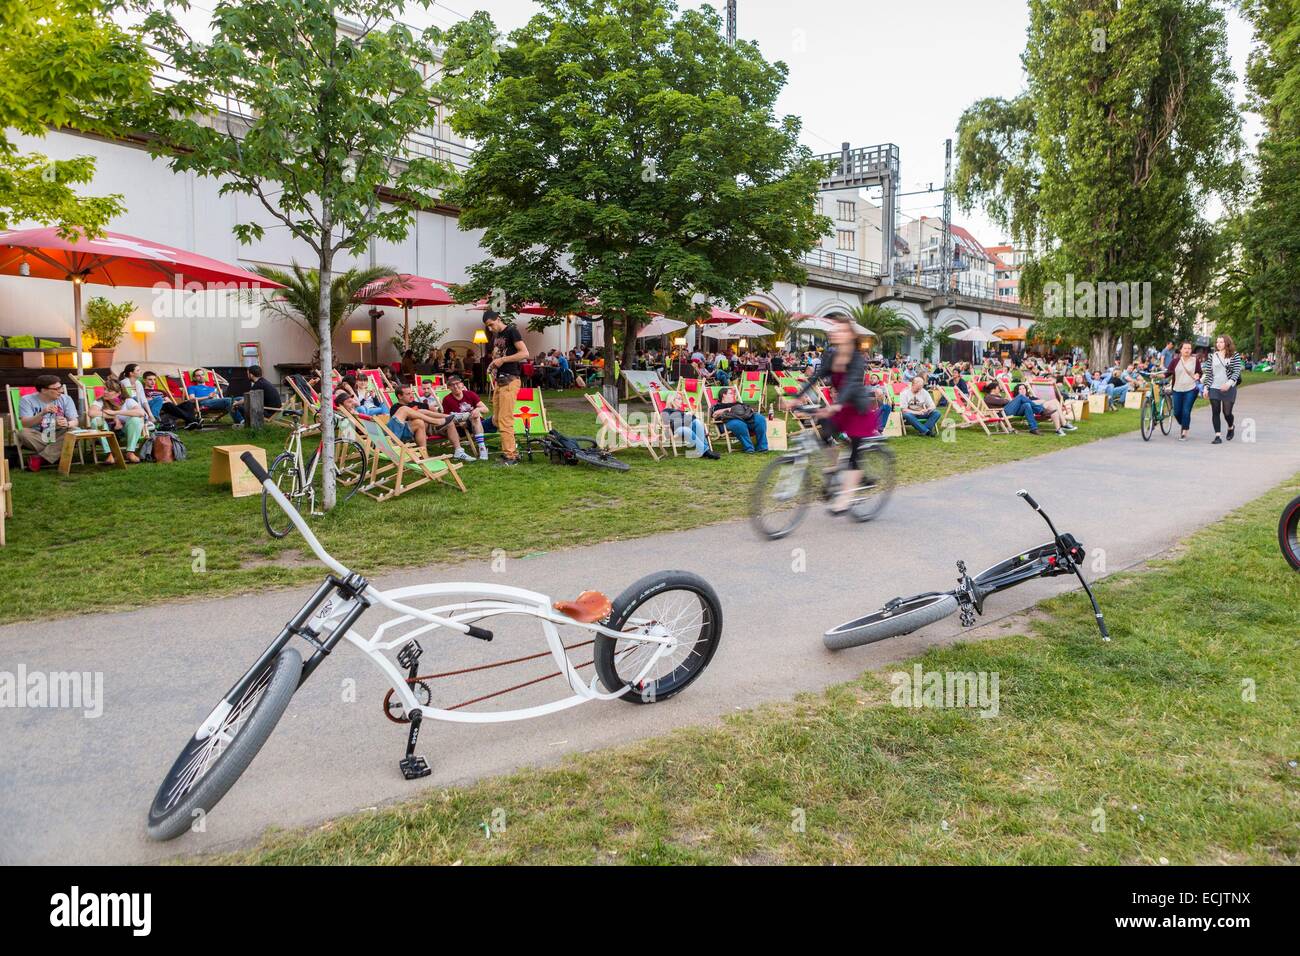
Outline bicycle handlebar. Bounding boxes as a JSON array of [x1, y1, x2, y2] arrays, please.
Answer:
[[241, 451, 270, 484], [1016, 489, 1039, 511]]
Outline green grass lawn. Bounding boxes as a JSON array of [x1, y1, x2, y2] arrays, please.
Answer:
[[218, 479, 1300, 865], [0, 376, 1274, 624]]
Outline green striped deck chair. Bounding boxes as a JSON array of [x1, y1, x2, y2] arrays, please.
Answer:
[[736, 370, 767, 410], [347, 409, 465, 501]]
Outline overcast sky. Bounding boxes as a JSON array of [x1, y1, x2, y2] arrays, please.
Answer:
[[178, 0, 1262, 246]]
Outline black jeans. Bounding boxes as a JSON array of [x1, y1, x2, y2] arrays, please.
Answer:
[[1209, 387, 1236, 434]]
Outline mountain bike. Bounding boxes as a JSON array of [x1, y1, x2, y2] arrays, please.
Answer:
[[1280, 492, 1300, 571], [1138, 371, 1173, 441], [147, 452, 721, 841], [262, 418, 368, 538], [749, 405, 895, 540], [823, 490, 1110, 649]]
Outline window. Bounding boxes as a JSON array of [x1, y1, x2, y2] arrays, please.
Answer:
[[837, 230, 855, 251], [837, 200, 856, 221], [814, 196, 824, 215]]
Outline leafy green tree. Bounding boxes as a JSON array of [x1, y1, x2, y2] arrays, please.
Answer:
[[442, 0, 829, 388], [955, 0, 1242, 365], [0, 0, 157, 236], [254, 264, 398, 365], [144, 0, 495, 506], [849, 303, 912, 359]]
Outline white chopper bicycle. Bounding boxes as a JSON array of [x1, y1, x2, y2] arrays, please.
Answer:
[[147, 452, 722, 841]]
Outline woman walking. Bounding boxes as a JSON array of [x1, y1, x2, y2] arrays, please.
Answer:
[[1202, 334, 1243, 444], [1166, 341, 1201, 442]]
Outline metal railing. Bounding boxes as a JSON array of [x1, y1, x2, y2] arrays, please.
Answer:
[[813, 143, 901, 189], [801, 248, 882, 278]]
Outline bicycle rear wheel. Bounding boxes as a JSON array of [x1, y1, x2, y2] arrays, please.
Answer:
[[751, 454, 815, 540], [146, 646, 302, 841], [1139, 394, 1154, 441], [1280, 494, 1300, 571], [1158, 393, 1173, 435], [824, 594, 958, 651], [595, 571, 722, 703], [329, 439, 368, 501], [848, 443, 895, 523]]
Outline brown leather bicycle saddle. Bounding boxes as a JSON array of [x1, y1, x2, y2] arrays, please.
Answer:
[[553, 590, 612, 623]]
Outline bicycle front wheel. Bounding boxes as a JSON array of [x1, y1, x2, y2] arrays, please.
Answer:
[[263, 453, 301, 538], [573, 447, 631, 471], [1279, 494, 1300, 571], [146, 646, 302, 841], [330, 439, 368, 502], [1139, 394, 1154, 441], [824, 594, 958, 651], [848, 443, 895, 523], [595, 571, 722, 703], [751, 454, 814, 540], [1158, 394, 1173, 435]]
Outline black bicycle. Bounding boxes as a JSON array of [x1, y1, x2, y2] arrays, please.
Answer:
[[1280, 493, 1300, 571], [526, 428, 631, 471], [824, 490, 1110, 649]]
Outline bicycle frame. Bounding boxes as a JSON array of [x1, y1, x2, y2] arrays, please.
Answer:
[[200, 455, 679, 742]]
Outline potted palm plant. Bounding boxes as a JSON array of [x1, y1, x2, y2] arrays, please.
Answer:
[[84, 296, 133, 368]]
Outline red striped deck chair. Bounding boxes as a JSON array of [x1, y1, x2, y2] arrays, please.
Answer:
[[585, 392, 661, 460]]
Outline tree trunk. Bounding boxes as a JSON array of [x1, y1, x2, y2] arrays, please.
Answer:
[[318, 210, 337, 511], [1119, 331, 1134, 367], [1275, 330, 1293, 376], [620, 313, 639, 399], [602, 315, 618, 405], [1088, 327, 1115, 370]]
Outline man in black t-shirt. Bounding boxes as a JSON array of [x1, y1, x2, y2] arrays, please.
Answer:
[[230, 365, 283, 425], [484, 310, 529, 464]]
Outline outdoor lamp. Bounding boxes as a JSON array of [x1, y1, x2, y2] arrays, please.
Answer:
[[134, 318, 156, 361], [81, 351, 93, 368], [739, 338, 748, 349], [673, 336, 686, 346], [775, 339, 786, 350], [472, 329, 489, 345], [351, 328, 371, 363]]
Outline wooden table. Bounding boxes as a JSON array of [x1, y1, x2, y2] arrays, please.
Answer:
[[58, 429, 127, 476], [210, 444, 268, 498]]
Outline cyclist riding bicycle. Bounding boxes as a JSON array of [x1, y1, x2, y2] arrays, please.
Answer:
[[783, 314, 881, 515]]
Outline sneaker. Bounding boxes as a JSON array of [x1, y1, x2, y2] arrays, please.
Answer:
[[702, 449, 720, 460], [478, 447, 489, 461], [1226, 427, 1235, 441], [1028, 429, 1041, 436], [1211, 436, 1222, 445], [1063, 424, 1078, 432], [27, 455, 42, 472], [453, 448, 474, 462], [499, 456, 520, 467], [185, 420, 202, 431], [1178, 434, 1187, 442]]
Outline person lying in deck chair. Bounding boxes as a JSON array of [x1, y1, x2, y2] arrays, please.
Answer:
[[440, 375, 495, 460], [390, 383, 474, 462]]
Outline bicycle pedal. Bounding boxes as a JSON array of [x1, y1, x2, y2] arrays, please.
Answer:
[[397, 640, 423, 672], [399, 755, 431, 780]]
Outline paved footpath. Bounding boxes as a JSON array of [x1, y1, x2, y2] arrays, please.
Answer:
[[2, 380, 1298, 863]]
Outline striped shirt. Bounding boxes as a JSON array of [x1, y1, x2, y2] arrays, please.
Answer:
[[1201, 353, 1242, 391]]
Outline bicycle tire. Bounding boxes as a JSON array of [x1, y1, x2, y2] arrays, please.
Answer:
[[1158, 392, 1172, 435], [750, 453, 814, 540], [263, 453, 300, 538], [330, 439, 369, 501], [572, 448, 631, 471], [146, 646, 302, 841], [1280, 494, 1300, 571], [823, 594, 959, 651], [1139, 394, 1154, 441], [848, 443, 895, 523], [595, 571, 723, 703]]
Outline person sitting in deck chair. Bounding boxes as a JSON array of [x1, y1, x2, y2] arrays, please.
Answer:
[[187, 369, 233, 420], [1003, 382, 1076, 436], [390, 383, 474, 462], [710, 386, 768, 452], [899, 377, 942, 436], [440, 375, 492, 461], [228, 365, 283, 425], [658, 390, 719, 460]]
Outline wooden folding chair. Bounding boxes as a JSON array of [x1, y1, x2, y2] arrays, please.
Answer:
[[343, 408, 466, 501], [585, 392, 662, 460], [936, 386, 1013, 435]]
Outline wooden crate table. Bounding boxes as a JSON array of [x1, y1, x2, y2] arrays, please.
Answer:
[[210, 444, 267, 498], [58, 429, 126, 476]]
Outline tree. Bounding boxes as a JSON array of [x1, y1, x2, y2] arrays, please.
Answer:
[[254, 264, 398, 365], [954, 0, 1242, 366], [442, 0, 829, 389], [0, 0, 158, 236], [145, 0, 494, 507]]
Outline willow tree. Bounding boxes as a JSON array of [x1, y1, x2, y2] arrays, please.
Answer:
[[442, 0, 828, 384], [954, 0, 1241, 365]]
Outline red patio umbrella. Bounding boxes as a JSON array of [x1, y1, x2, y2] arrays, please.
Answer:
[[470, 300, 556, 317], [705, 305, 767, 324], [355, 273, 456, 351], [0, 227, 285, 373]]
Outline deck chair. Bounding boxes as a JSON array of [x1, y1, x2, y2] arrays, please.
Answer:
[[936, 386, 1013, 435], [74, 373, 108, 425], [510, 387, 549, 458], [356, 367, 392, 396], [735, 370, 767, 411], [5, 385, 34, 453], [678, 379, 734, 452], [286, 375, 321, 424], [414, 373, 445, 395], [182, 369, 232, 425], [0, 420, 9, 545], [343, 407, 466, 501], [585, 392, 662, 460], [1029, 378, 1076, 423], [772, 370, 806, 400], [622, 369, 672, 403]]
